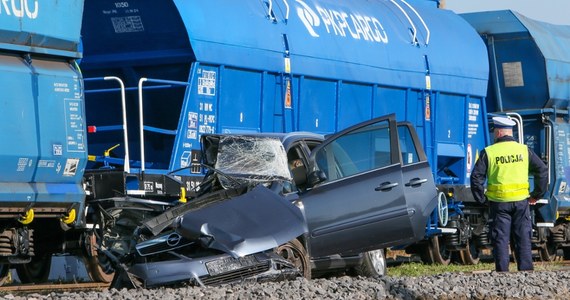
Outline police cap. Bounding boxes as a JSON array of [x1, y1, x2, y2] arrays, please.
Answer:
[[492, 116, 516, 129]]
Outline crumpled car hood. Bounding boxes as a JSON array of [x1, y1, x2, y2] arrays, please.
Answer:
[[141, 185, 307, 258]]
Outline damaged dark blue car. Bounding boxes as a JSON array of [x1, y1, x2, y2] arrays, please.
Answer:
[[101, 114, 437, 288]]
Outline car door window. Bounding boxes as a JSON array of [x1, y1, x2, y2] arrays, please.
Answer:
[[398, 126, 419, 165], [314, 120, 392, 182]]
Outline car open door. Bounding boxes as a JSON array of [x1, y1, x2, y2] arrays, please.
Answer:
[[301, 114, 417, 258], [397, 122, 438, 240]]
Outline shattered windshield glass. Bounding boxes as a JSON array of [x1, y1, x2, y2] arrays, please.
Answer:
[[214, 136, 292, 187]]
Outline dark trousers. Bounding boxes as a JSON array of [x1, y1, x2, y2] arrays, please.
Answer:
[[489, 199, 533, 272]]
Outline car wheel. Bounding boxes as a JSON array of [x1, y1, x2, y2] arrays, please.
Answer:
[[276, 239, 311, 279], [354, 249, 386, 277]]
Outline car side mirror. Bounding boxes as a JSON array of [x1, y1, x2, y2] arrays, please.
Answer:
[[307, 170, 327, 187]]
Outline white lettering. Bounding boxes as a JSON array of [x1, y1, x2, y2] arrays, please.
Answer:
[[355, 15, 371, 41], [11, 0, 22, 17], [372, 18, 389, 43], [333, 11, 349, 37], [1, 0, 10, 15], [350, 15, 365, 40], [25, 0, 37, 19], [0, 0, 38, 19], [316, 8, 334, 35], [295, 0, 320, 37], [305, 3, 388, 44], [115, 2, 129, 8], [344, 13, 359, 39], [363, 17, 376, 41]]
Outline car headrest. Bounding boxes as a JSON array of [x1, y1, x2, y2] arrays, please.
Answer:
[[291, 165, 307, 187]]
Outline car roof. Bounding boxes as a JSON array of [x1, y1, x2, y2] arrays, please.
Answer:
[[203, 131, 324, 148]]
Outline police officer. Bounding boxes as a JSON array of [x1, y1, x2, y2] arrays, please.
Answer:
[[470, 116, 547, 272]]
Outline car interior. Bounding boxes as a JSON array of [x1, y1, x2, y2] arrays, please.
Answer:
[[287, 147, 308, 191]]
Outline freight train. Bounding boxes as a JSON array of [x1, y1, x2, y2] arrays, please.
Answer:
[[1, 0, 570, 284]]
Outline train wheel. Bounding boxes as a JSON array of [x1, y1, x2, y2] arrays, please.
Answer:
[[459, 240, 480, 265], [354, 249, 386, 277], [538, 243, 558, 262], [275, 239, 311, 279], [16, 254, 51, 284], [419, 236, 451, 265], [83, 232, 114, 283], [0, 264, 10, 286], [83, 203, 117, 284], [563, 247, 570, 260], [84, 256, 114, 283]]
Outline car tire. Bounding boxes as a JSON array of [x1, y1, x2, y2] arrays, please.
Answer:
[[354, 249, 386, 277], [276, 239, 312, 279]]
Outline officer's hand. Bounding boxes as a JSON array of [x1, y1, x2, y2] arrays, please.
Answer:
[[477, 197, 488, 205], [529, 198, 537, 205]]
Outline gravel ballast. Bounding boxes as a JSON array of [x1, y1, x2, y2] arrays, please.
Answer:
[[2, 270, 570, 300]]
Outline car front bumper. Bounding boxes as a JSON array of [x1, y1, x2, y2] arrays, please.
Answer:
[[113, 251, 300, 288]]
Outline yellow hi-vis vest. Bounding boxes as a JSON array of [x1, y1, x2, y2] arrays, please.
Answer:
[[485, 141, 530, 202]]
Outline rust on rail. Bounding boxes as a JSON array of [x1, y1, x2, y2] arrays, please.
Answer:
[[0, 282, 109, 293]]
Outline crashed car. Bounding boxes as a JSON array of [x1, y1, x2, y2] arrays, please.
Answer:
[[102, 114, 438, 288]]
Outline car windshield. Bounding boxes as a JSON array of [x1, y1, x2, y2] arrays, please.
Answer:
[[214, 136, 292, 185]]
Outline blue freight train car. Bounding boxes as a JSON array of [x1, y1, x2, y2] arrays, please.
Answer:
[[78, 0, 490, 270], [0, 0, 88, 284], [463, 10, 570, 261]]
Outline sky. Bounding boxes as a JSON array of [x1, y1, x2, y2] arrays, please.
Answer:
[[444, 0, 570, 25]]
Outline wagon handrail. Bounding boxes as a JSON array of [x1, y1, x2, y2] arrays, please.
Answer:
[[544, 121, 552, 186], [401, 0, 430, 45], [137, 78, 189, 172], [389, 0, 418, 45], [138, 78, 147, 172], [84, 76, 131, 173], [282, 0, 290, 23], [267, 0, 276, 22], [104, 76, 130, 173]]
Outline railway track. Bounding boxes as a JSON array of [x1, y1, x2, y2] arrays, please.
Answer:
[[0, 282, 109, 294], [1, 256, 570, 295]]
